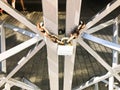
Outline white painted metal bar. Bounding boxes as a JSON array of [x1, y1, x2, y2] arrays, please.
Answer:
[[94, 83, 99, 90], [22, 77, 41, 90], [82, 33, 120, 52], [4, 23, 36, 38], [0, 36, 42, 62], [7, 78, 34, 90], [112, 17, 119, 67], [109, 77, 114, 90], [77, 39, 120, 82], [86, 19, 114, 34], [65, 0, 82, 35], [0, 0, 42, 36], [4, 83, 12, 90], [42, 0, 59, 90], [84, 0, 120, 30], [109, 17, 119, 90], [0, 41, 45, 87], [64, 0, 82, 90], [0, 22, 6, 72], [86, 18, 120, 34], [74, 73, 111, 90]]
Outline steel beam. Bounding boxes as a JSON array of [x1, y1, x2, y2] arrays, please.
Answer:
[[0, 36, 42, 62], [82, 33, 120, 52], [0, 0, 42, 36], [0, 22, 6, 72], [0, 41, 45, 87], [42, 0, 59, 90], [64, 0, 82, 90]]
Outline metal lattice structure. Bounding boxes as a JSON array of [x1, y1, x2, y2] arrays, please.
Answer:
[[0, 0, 120, 90]]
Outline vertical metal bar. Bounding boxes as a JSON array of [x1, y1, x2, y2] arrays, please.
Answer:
[[42, 0, 59, 90], [0, 22, 6, 73], [94, 83, 99, 90], [64, 0, 82, 90], [109, 17, 119, 90], [4, 83, 11, 90], [65, 0, 82, 35]]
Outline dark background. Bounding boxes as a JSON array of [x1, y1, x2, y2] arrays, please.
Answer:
[[7, 0, 112, 11]]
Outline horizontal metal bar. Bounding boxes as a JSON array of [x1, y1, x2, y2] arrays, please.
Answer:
[[81, 33, 120, 52], [0, 36, 43, 62], [4, 23, 37, 38]]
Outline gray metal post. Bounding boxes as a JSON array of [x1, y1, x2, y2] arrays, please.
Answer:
[[0, 21, 6, 73]]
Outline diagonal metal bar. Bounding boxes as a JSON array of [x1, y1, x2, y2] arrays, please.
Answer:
[[79, 0, 120, 34], [0, 36, 42, 62], [64, 0, 82, 90], [82, 33, 120, 52], [7, 78, 34, 90], [86, 19, 114, 34], [86, 0, 120, 29], [0, 0, 42, 36], [77, 39, 120, 82], [86, 17, 120, 34], [22, 77, 41, 90], [42, 0, 59, 90], [0, 41, 45, 87], [4, 23, 36, 38]]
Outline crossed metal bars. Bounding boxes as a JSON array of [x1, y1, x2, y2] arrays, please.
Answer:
[[0, 0, 120, 90]]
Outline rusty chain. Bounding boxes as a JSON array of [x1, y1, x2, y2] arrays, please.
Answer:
[[37, 21, 85, 45]]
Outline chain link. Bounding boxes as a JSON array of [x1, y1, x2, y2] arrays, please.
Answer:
[[37, 21, 85, 45]]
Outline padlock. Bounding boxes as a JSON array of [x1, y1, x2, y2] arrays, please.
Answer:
[[57, 45, 73, 56]]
